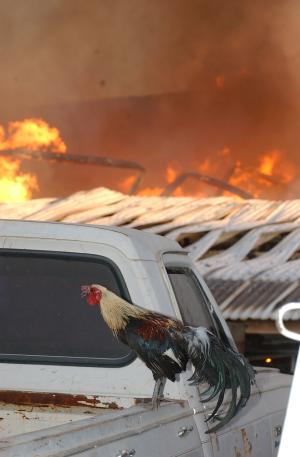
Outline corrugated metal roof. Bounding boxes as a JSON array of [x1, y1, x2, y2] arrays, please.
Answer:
[[1, 186, 300, 321]]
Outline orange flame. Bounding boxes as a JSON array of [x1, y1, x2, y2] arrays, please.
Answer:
[[229, 149, 294, 197], [165, 165, 186, 196], [118, 175, 136, 194], [0, 118, 66, 153], [0, 157, 38, 202], [119, 165, 185, 197], [259, 151, 277, 176], [215, 75, 225, 89], [119, 148, 294, 199], [258, 149, 293, 184], [138, 187, 164, 196], [166, 165, 177, 183], [119, 175, 165, 196], [0, 118, 66, 202]]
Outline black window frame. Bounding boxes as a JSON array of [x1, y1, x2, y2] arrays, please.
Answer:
[[166, 265, 232, 346], [0, 248, 136, 368]]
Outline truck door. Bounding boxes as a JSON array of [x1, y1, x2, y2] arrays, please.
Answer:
[[163, 253, 279, 457]]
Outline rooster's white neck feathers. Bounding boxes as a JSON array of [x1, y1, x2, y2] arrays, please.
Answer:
[[96, 286, 145, 335]]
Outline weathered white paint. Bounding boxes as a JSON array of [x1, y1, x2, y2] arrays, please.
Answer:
[[0, 403, 202, 457], [0, 404, 106, 439]]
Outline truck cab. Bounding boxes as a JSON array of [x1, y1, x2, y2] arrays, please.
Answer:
[[0, 220, 291, 456]]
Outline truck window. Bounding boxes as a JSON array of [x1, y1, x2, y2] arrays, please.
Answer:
[[0, 250, 134, 367], [166, 267, 215, 331]]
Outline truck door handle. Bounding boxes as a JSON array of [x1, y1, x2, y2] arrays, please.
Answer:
[[116, 450, 136, 457], [178, 425, 194, 437]]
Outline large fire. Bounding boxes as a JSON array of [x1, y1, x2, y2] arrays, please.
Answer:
[[0, 118, 294, 202], [119, 148, 294, 199], [0, 119, 66, 202]]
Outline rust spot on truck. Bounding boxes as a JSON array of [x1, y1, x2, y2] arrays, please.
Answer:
[[134, 397, 151, 405], [241, 428, 252, 455], [0, 390, 121, 410], [234, 447, 241, 457]]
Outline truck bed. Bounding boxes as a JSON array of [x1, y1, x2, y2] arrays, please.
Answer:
[[0, 402, 198, 457]]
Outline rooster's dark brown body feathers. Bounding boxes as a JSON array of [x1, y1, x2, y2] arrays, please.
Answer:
[[118, 313, 187, 382]]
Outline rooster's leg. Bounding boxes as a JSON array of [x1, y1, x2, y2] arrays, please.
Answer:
[[151, 377, 166, 409]]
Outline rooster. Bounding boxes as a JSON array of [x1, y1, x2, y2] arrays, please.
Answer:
[[81, 284, 255, 433]]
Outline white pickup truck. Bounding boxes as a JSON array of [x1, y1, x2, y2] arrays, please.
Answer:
[[0, 220, 291, 457]]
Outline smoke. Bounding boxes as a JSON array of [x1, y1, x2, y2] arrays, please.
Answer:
[[0, 0, 300, 198]]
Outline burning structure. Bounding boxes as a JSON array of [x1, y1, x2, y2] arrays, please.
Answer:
[[0, 118, 296, 203], [0, 185, 299, 372], [1, 1, 300, 372], [0, 103, 298, 374]]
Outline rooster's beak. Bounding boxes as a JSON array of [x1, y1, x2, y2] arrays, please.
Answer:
[[81, 285, 90, 297]]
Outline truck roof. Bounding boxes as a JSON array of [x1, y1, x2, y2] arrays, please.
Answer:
[[0, 219, 184, 260]]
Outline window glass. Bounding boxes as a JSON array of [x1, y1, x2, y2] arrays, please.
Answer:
[[0, 250, 133, 366], [167, 267, 215, 331]]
